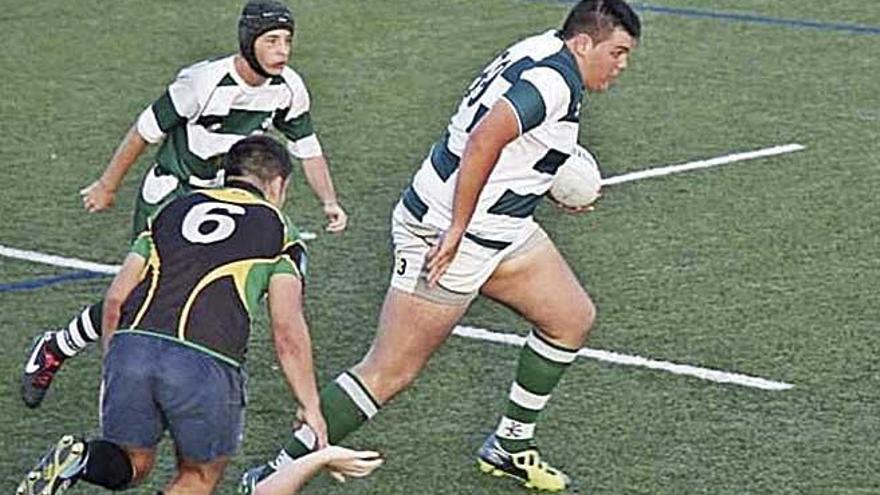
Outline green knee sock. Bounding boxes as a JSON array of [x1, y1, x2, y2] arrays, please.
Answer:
[[277, 371, 380, 462], [496, 330, 578, 453]]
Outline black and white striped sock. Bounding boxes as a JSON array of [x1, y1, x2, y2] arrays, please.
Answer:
[[53, 303, 102, 358]]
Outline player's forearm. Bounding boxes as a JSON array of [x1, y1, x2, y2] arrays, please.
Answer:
[[100, 299, 122, 353], [274, 319, 321, 411], [253, 450, 329, 495], [101, 254, 147, 353], [450, 137, 504, 234], [300, 155, 339, 206], [100, 125, 148, 191], [449, 100, 520, 234]]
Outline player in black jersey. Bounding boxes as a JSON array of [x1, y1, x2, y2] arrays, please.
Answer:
[[22, 0, 348, 410], [17, 136, 329, 495]]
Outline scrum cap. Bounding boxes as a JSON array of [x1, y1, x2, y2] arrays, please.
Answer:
[[238, 0, 294, 78]]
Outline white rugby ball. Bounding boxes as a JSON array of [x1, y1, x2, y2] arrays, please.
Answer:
[[548, 145, 602, 209]]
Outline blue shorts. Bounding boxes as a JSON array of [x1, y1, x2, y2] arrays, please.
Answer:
[[100, 332, 247, 462]]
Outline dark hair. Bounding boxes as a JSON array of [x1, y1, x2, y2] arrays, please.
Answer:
[[561, 0, 641, 42], [223, 135, 293, 183]]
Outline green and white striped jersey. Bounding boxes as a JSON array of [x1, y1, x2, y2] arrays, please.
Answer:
[[136, 55, 322, 188], [406, 30, 584, 246]]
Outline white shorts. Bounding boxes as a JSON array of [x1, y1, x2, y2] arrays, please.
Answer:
[[389, 202, 547, 306]]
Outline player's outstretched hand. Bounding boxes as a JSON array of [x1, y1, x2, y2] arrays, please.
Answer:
[[426, 229, 463, 287], [80, 179, 116, 212], [323, 202, 348, 233], [296, 406, 329, 450], [323, 446, 383, 483]]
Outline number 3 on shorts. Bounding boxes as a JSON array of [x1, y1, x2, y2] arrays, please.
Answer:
[[395, 256, 407, 276]]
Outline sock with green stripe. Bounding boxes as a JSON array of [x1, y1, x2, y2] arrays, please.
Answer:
[[496, 329, 578, 453], [268, 371, 380, 472]]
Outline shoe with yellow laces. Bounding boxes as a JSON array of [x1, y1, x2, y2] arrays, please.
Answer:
[[477, 434, 572, 492]]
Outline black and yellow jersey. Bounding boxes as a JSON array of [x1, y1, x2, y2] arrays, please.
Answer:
[[118, 180, 307, 367]]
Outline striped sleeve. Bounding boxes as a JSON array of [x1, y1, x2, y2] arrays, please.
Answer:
[[137, 69, 201, 143], [274, 70, 323, 159], [501, 66, 570, 134]]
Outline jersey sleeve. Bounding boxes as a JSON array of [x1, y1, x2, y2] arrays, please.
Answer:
[[136, 69, 202, 143], [129, 230, 154, 260], [272, 241, 308, 279], [273, 72, 323, 159], [500, 66, 571, 135], [270, 214, 308, 279]]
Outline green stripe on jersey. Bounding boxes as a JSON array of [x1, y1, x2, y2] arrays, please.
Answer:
[[487, 189, 543, 218], [155, 125, 220, 182], [504, 79, 546, 133], [196, 109, 272, 135], [430, 131, 460, 182], [274, 110, 315, 141], [152, 90, 185, 133], [218, 74, 237, 86], [537, 48, 584, 122]]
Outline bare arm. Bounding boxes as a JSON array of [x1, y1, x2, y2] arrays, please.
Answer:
[[81, 125, 149, 212], [268, 274, 327, 448], [253, 446, 383, 495], [426, 101, 520, 285], [300, 155, 347, 233], [101, 253, 146, 354]]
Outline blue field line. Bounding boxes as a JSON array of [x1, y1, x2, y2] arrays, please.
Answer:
[[632, 3, 880, 35], [535, 1, 880, 36], [0, 270, 110, 293]]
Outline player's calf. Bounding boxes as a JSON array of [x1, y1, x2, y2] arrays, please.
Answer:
[[242, 371, 382, 489]]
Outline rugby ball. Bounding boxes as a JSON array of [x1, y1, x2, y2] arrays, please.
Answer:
[[548, 145, 602, 209]]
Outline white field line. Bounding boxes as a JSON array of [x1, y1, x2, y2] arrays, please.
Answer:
[[0, 245, 120, 275], [1, 144, 803, 390], [0, 231, 318, 273], [0, 245, 795, 390], [1, 143, 805, 273], [454, 326, 793, 391], [601, 143, 805, 186]]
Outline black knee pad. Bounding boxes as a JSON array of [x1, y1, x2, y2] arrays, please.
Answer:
[[81, 440, 133, 490]]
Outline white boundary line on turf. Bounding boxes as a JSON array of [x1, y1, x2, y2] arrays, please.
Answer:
[[601, 143, 805, 186], [0, 245, 120, 275], [454, 326, 793, 391], [0, 142, 806, 274], [0, 241, 796, 390], [0, 232, 317, 273], [0, 144, 804, 389]]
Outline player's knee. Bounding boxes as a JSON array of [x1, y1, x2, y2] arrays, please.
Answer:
[[541, 291, 595, 345], [127, 450, 156, 485], [581, 293, 597, 335], [171, 459, 226, 492]]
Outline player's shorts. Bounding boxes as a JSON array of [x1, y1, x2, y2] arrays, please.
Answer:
[[389, 200, 548, 306], [100, 332, 246, 462]]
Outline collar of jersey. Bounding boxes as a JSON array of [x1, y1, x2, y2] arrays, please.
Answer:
[[552, 30, 585, 90], [225, 179, 266, 199], [227, 55, 274, 92]]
